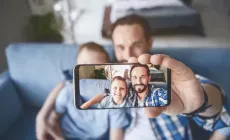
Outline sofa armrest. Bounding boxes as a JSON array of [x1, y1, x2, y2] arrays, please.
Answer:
[[0, 71, 23, 136]]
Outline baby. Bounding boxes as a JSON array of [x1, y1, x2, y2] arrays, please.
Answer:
[[36, 42, 128, 140], [98, 76, 131, 108]]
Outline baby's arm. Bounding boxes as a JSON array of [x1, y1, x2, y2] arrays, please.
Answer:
[[81, 93, 105, 109]]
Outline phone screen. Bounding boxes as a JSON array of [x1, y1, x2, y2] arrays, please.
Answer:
[[74, 63, 171, 109]]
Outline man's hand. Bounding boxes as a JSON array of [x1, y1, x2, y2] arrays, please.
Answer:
[[128, 54, 205, 118], [36, 111, 64, 140]]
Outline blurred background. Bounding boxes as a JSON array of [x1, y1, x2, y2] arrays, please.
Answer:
[[1, 0, 230, 73]]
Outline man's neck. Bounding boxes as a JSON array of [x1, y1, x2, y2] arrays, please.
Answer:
[[137, 88, 148, 102]]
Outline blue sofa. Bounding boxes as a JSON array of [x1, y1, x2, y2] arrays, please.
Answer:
[[0, 43, 230, 139]]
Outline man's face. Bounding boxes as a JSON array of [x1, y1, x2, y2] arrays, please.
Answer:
[[111, 79, 127, 104], [112, 24, 153, 63], [131, 67, 151, 94]]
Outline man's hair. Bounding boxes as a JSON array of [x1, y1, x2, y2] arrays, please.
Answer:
[[77, 42, 110, 61], [112, 76, 127, 89], [111, 14, 152, 40], [130, 63, 150, 77]]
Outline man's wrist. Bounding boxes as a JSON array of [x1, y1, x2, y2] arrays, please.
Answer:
[[182, 86, 212, 117]]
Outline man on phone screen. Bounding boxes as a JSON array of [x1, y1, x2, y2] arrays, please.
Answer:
[[129, 63, 168, 107]]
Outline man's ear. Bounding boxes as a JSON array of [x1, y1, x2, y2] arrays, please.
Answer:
[[148, 75, 151, 82]]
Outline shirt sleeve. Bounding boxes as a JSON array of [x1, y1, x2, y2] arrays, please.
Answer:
[[108, 109, 129, 129], [99, 96, 111, 108], [55, 82, 72, 114], [192, 75, 230, 131]]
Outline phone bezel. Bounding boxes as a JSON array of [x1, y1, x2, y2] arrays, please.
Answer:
[[74, 63, 171, 110]]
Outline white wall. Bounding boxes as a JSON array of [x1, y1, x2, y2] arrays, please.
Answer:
[[0, 0, 30, 73]]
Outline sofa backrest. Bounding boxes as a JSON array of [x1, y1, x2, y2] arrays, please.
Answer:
[[5, 43, 115, 107], [6, 43, 230, 107]]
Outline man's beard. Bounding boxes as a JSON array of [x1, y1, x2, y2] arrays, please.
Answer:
[[132, 84, 148, 93]]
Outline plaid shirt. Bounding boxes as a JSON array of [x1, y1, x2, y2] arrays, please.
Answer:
[[128, 84, 168, 107], [126, 75, 230, 139]]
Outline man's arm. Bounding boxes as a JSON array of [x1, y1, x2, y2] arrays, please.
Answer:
[[110, 128, 125, 140], [128, 54, 230, 130], [36, 82, 64, 140], [80, 93, 105, 109], [38, 82, 64, 118], [198, 84, 223, 117]]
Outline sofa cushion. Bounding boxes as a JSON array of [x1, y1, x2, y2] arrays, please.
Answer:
[[2, 106, 39, 140], [79, 79, 111, 108], [5, 43, 115, 107], [0, 71, 23, 136]]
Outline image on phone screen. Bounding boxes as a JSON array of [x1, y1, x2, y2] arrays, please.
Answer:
[[74, 63, 171, 109]]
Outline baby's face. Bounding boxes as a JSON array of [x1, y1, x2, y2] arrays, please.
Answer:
[[111, 79, 127, 105], [77, 49, 108, 64]]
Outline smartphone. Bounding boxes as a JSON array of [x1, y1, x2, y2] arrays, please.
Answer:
[[74, 63, 171, 109]]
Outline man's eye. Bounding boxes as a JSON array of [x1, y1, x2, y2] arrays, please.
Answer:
[[134, 43, 144, 49], [118, 46, 124, 50]]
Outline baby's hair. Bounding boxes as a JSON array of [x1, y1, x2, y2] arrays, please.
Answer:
[[77, 42, 110, 61], [112, 76, 127, 89]]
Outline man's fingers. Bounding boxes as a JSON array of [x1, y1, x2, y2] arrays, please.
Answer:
[[128, 57, 138, 63], [138, 54, 151, 64], [150, 54, 193, 76], [144, 107, 166, 118], [150, 54, 185, 72]]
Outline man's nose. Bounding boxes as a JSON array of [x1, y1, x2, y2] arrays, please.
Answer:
[[124, 48, 133, 60], [136, 78, 141, 84]]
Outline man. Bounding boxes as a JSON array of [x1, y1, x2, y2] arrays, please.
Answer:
[[129, 63, 168, 107], [110, 14, 230, 139], [80, 14, 230, 139]]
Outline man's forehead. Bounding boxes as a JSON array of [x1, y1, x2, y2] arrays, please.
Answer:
[[132, 67, 148, 75], [112, 24, 145, 45]]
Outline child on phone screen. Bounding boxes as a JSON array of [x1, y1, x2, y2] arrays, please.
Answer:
[[98, 76, 131, 108], [36, 42, 128, 140]]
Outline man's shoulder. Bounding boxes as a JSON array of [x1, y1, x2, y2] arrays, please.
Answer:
[[151, 86, 167, 93]]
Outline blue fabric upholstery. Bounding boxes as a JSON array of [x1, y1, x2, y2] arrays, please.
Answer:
[[0, 71, 23, 136], [2, 106, 40, 140], [5, 43, 115, 107], [79, 79, 110, 108]]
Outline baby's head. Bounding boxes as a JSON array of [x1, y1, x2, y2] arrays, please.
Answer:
[[77, 42, 110, 64], [111, 76, 128, 105]]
